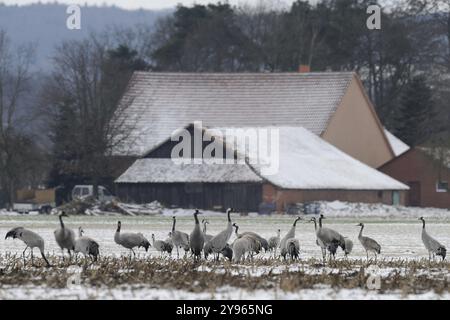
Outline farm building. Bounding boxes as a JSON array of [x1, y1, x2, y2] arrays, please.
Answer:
[[115, 124, 408, 212], [380, 147, 450, 208], [113, 72, 397, 169], [112, 71, 409, 211]]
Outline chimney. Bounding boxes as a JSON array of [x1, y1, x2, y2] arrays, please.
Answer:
[[298, 65, 311, 73]]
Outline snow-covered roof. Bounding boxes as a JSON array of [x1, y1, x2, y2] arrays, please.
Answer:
[[116, 125, 409, 190], [223, 126, 409, 190], [114, 72, 354, 156], [115, 158, 262, 183], [384, 129, 410, 156]]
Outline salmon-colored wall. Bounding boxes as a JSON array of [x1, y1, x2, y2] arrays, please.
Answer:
[[380, 148, 450, 208], [322, 76, 394, 168], [262, 183, 406, 212]]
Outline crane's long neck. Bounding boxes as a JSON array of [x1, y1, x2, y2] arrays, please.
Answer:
[[421, 219, 425, 229], [78, 229, 83, 237], [194, 213, 199, 225], [234, 225, 239, 236], [152, 236, 155, 246], [312, 219, 317, 231], [172, 218, 176, 232], [59, 216, 65, 229], [358, 225, 364, 238], [318, 216, 323, 228], [203, 222, 207, 234], [227, 210, 231, 223]]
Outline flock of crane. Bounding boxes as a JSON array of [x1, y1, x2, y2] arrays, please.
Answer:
[[3, 209, 447, 267]]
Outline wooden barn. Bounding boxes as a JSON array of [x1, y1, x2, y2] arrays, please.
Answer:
[[380, 147, 450, 208], [115, 124, 408, 212]]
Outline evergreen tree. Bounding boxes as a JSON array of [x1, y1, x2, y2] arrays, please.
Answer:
[[395, 76, 434, 146]]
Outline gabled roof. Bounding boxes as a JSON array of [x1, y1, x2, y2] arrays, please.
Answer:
[[114, 71, 355, 156], [384, 129, 410, 156], [116, 125, 409, 191]]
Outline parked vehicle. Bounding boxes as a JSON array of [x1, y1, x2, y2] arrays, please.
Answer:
[[13, 189, 56, 214], [71, 185, 115, 203]]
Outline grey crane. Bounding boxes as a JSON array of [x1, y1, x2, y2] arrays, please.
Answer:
[[74, 227, 100, 262], [114, 221, 150, 257], [356, 223, 381, 261], [54, 211, 76, 260], [204, 240, 233, 261], [419, 217, 446, 261], [208, 208, 234, 260], [317, 215, 346, 261], [201, 219, 214, 242], [152, 234, 172, 256], [232, 236, 252, 263], [233, 223, 261, 258], [239, 231, 269, 252], [171, 216, 190, 258], [164, 233, 174, 254], [5, 227, 51, 267], [285, 238, 300, 260], [268, 229, 281, 256], [309, 217, 327, 260], [189, 210, 205, 260], [279, 217, 302, 258]]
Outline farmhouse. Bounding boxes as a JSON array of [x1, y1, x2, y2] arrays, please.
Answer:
[[380, 147, 450, 208], [113, 71, 409, 211], [113, 71, 397, 168]]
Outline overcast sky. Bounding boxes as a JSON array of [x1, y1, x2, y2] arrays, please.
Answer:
[[0, 0, 299, 10]]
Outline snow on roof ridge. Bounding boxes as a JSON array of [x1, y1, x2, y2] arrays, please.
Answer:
[[384, 129, 410, 157]]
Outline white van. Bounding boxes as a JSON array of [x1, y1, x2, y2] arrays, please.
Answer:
[[71, 185, 115, 203]]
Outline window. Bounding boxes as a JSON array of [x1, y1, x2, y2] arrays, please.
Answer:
[[436, 181, 448, 192]]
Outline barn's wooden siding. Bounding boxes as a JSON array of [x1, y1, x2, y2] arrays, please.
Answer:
[[116, 183, 262, 212]]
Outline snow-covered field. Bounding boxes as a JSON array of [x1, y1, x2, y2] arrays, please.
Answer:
[[0, 207, 449, 300]]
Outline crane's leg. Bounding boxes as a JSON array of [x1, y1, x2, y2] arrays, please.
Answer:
[[31, 248, 35, 266], [40, 250, 51, 267], [22, 246, 28, 266], [176, 246, 179, 258], [131, 249, 136, 258], [366, 251, 369, 261]]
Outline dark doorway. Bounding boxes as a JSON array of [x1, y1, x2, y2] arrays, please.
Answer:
[[407, 181, 421, 206]]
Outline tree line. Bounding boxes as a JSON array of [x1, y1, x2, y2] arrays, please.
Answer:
[[0, 0, 449, 207]]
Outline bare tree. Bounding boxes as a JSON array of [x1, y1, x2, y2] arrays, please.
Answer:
[[0, 29, 39, 208], [41, 35, 140, 199]]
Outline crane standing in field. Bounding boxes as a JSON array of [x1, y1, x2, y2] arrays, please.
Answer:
[[114, 221, 150, 257], [189, 210, 205, 260], [5, 227, 51, 267], [171, 216, 190, 258], [74, 227, 100, 262], [54, 211, 76, 261], [268, 229, 281, 257], [316, 215, 346, 261], [279, 217, 301, 259], [208, 208, 234, 261], [419, 217, 446, 261], [201, 219, 214, 242], [356, 223, 381, 261], [309, 217, 327, 260]]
